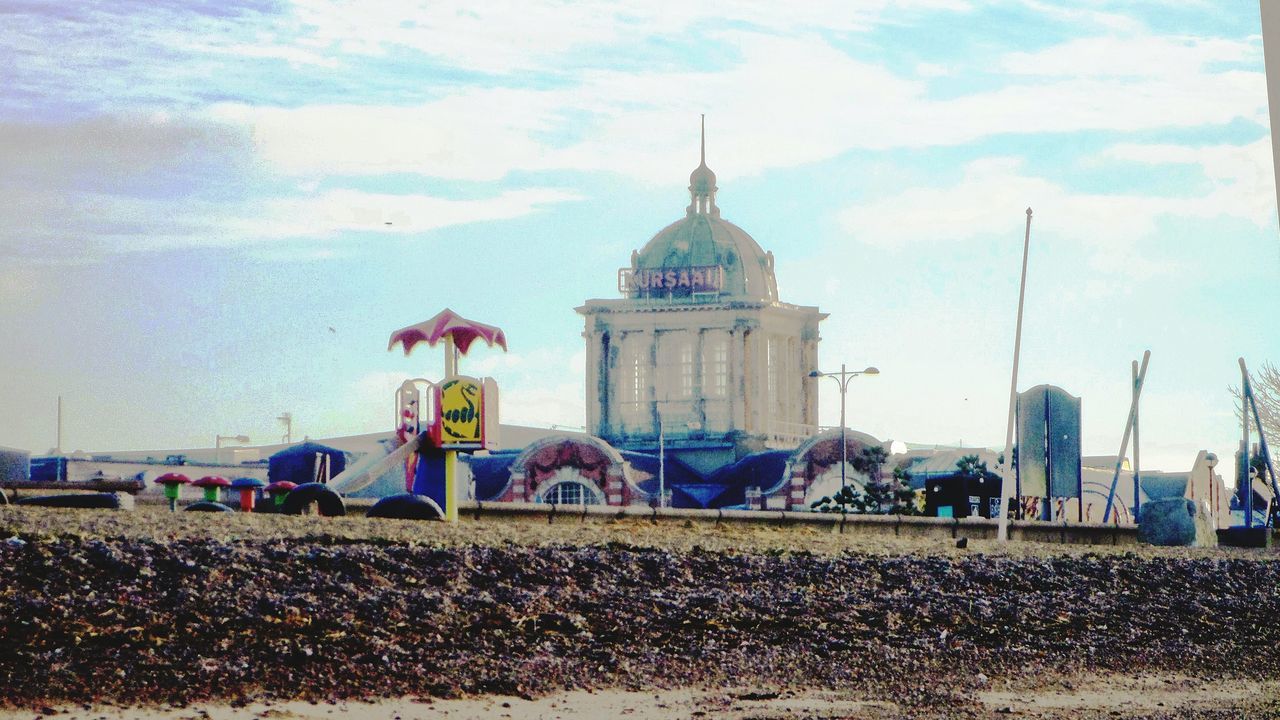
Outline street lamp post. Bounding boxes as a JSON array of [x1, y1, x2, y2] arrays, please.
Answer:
[[809, 365, 880, 494], [215, 434, 250, 464]]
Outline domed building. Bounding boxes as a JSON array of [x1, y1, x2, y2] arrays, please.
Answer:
[[577, 119, 826, 474]]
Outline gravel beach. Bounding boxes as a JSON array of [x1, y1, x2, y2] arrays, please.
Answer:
[[1, 507, 1278, 717]]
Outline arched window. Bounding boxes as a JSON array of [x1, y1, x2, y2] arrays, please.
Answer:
[[540, 480, 603, 506]]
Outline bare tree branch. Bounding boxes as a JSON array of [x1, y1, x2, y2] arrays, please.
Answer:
[[1230, 360, 1280, 453]]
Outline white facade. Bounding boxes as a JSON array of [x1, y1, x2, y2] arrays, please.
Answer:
[[578, 122, 825, 469]]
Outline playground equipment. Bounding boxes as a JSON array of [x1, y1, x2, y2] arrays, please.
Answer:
[[230, 477, 266, 512], [279, 481, 346, 516], [320, 309, 507, 519], [185, 501, 232, 513], [156, 472, 190, 512], [192, 476, 230, 503], [1232, 358, 1280, 535], [1104, 351, 1150, 523], [376, 308, 507, 522], [265, 481, 296, 508], [367, 493, 443, 520], [1017, 383, 1083, 521]]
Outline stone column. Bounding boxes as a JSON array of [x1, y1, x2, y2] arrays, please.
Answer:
[[729, 325, 746, 432], [584, 324, 603, 435], [734, 320, 757, 433], [694, 329, 706, 432], [788, 467, 807, 511], [603, 469, 625, 505], [606, 331, 625, 435], [754, 330, 770, 436], [800, 323, 819, 429], [642, 328, 658, 439], [509, 468, 528, 503]]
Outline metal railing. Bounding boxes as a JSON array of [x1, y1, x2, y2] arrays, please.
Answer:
[[762, 420, 819, 449]]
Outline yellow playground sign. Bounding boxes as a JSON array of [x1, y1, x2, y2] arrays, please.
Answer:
[[438, 375, 483, 445]]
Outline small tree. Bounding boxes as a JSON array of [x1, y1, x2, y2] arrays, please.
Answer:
[[955, 454, 988, 479], [870, 465, 921, 515], [996, 446, 1017, 473], [898, 466, 923, 515], [810, 483, 865, 514], [809, 446, 918, 514]]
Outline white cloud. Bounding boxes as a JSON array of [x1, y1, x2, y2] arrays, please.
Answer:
[[0, 111, 579, 257], [1, 180, 578, 257], [1013, 1, 1147, 35], [915, 62, 952, 78], [283, 0, 974, 75], [215, 27, 1266, 187], [4, 3, 1269, 264], [839, 156, 1146, 249], [0, 267, 39, 306], [344, 347, 586, 435], [239, 188, 580, 241], [837, 139, 1276, 275], [468, 347, 586, 429], [1101, 137, 1276, 226], [1000, 34, 1257, 78], [204, 41, 341, 69], [496, 381, 585, 429], [211, 91, 566, 181]]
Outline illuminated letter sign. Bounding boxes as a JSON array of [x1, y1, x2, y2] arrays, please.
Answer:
[[618, 265, 724, 294]]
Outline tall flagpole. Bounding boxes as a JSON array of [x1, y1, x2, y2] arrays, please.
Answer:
[[1260, 0, 1280, 230], [998, 207, 1033, 542]]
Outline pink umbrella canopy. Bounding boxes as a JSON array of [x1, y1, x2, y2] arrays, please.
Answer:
[[387, 308, 508, 356]]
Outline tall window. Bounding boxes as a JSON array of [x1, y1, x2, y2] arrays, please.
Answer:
[[618, 333, 650, 432], [767, 335, 782, 421], [702, 332, 729, 398], [702, 331, 730, 432], [766, 334, 799, 425], [656, 331, 694, 432]]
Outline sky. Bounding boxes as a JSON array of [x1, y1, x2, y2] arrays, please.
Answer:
[[2, 0, 1278, 473]]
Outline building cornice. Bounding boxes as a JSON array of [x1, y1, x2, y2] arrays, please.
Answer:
[[577, 298, 826, 321]]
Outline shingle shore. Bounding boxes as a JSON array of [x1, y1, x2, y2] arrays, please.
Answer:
[[1, 532, 1277, 709]]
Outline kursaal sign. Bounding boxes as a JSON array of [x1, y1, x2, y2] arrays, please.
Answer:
[[618, 265, 725, 294]]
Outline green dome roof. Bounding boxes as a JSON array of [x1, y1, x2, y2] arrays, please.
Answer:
[[629, 116, 778, 302], [633, 214, 778, 301]]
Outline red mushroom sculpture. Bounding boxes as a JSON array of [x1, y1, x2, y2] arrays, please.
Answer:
[[155, 472, 190, 512], [192, 475, 230, 504], [230, 477, 266, 512], [265, 481, 297, 509]]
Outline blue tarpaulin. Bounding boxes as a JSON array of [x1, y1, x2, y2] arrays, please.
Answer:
[[268, 442, 347, 485]]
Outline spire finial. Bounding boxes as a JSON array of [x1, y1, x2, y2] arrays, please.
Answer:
[[687, 114, 718, 216], [700, 114, 706, 165]]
